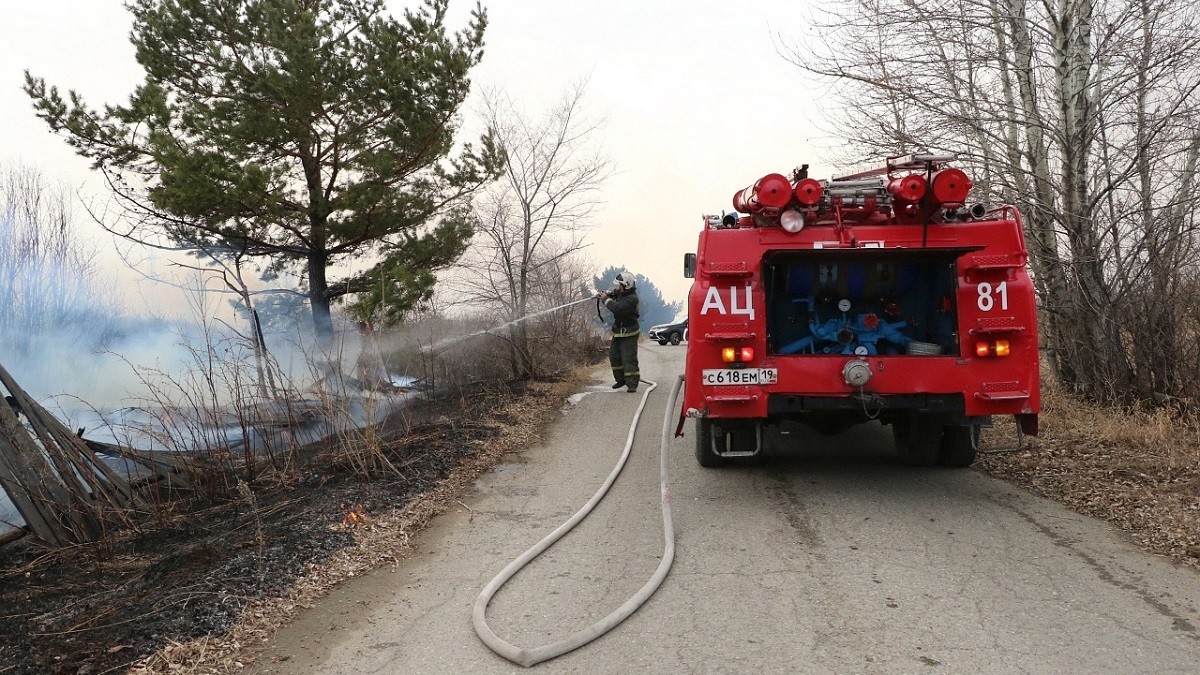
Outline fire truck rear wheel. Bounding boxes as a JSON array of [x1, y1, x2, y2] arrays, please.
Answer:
[[892, 416, 942, 466], [938, 424, 980, 467], [669, 332, 683, 346], [694, 419, 725, 468]]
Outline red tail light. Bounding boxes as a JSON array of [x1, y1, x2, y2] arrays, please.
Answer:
[[721, 346, 755, 363], [975, 339, 1011, 357]]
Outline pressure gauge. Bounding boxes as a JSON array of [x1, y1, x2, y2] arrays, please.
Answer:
[[854, 345, 869, 356], [838, 298, 851, 313]]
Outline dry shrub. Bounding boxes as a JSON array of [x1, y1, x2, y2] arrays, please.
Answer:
[[1115, 269, 1200, 405], [381, 308, 606, 389], [525, 314, 608, 376], [1037, 381, 1199, 470]]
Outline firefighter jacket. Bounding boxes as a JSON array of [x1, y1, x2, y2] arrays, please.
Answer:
[[604, 289, 640, 338]]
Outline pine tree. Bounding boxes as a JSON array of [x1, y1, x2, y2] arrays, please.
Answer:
[[25, 0, 501, 343]]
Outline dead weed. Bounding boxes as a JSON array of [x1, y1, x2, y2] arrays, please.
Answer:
[[978, 383, 1200, 569]]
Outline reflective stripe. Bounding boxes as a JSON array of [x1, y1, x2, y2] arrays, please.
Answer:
[[612, 329, 640, 338]]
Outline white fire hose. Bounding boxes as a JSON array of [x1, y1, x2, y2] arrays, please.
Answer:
[[472, 374, 685, 667]]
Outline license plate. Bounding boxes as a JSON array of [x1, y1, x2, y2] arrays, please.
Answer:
[[701, 368, 778, 386]]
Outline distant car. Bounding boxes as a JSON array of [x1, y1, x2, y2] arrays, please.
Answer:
[[648, 318, 688, 345]]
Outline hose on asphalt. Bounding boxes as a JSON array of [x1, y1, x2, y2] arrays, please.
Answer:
[[472, 373, 685, 667]]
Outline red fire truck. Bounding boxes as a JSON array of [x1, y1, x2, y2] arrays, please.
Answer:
[[682, 154, 1039, 468]]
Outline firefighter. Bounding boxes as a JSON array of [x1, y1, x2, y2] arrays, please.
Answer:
[[597, 272, 641, 392]]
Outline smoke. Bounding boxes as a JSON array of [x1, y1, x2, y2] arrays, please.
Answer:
[[0, 167, 323, 417], [0, 166, 416, 424], [0, 217, 298, 417]]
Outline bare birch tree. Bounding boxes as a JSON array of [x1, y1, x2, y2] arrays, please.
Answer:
[[454, 82, 611, 379], [787, 0, 1200, 404], [0, 162, 125, 366]]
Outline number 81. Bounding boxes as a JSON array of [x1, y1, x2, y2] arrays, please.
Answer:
[[976, 281, 1008, 312]]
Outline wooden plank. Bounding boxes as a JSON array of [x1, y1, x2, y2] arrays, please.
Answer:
[[0, 432, 71, 546], [86, 440, 195, 491], [14, 384, 130, 508], [0, 364, 101, 544], [0, 527, 27, 547]]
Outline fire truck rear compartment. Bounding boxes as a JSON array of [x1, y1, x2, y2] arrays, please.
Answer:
[[754, 248, 985, 465], [763, 249, 972, 357]]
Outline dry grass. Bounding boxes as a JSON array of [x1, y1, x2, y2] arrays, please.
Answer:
[[978, 382, 1200, 570], [119, 372, 587, 674]]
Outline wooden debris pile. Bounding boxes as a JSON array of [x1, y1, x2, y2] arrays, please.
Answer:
[[0, 362, 189, 547]]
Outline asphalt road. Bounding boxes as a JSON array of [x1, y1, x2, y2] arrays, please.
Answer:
[[255, 343, 1200, 674]]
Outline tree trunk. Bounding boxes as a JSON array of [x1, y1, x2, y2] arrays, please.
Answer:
[[308, 251, 334, 345], [1055, 0, 1135, 400], [1003, 0, 1074, 385], [302, 150, 334, 345]]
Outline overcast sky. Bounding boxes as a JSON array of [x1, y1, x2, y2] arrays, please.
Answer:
[[0, 0, 839, 313]]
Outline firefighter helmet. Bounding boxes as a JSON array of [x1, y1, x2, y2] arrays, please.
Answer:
[[614, 272, 636, 291]]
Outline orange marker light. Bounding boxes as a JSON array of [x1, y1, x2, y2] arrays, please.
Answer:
[[994, 340, 1011, 357], [722, 346, 754, 363]]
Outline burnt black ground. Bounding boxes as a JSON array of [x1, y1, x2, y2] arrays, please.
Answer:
[[0, 385, 520, 675]]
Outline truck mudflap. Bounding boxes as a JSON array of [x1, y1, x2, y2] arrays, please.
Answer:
[[695, 418, 764, 467]]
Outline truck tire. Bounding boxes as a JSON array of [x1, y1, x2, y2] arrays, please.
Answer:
[[669, 332, 682, 345], [939, 424, 980, 467], [695, 418, 725, 468], [893, 416, 942, 466]]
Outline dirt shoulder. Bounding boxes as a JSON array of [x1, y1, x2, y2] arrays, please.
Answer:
[[976, 390, 1200, 573]]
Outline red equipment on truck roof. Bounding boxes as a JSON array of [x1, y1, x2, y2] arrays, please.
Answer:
[[682, 155, 1039, 468]]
